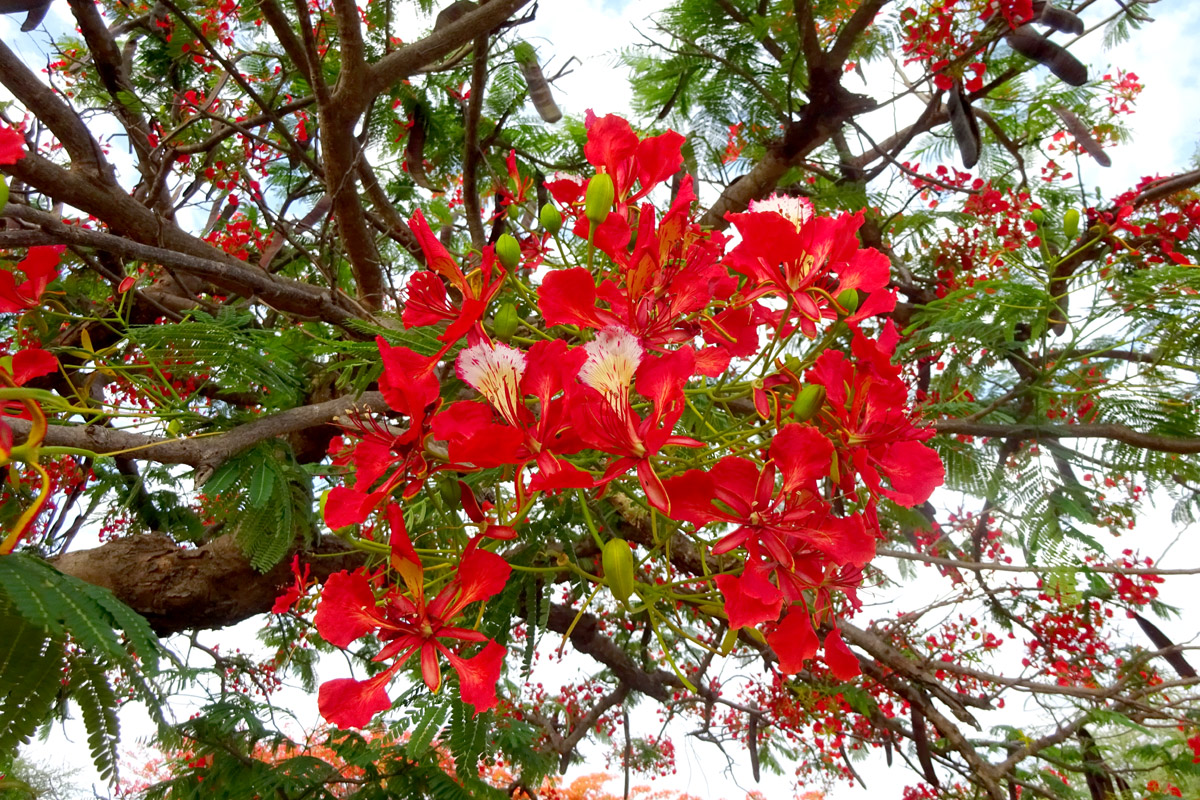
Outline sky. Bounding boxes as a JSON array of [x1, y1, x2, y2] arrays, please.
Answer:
[[5, 0, 1200, 798]]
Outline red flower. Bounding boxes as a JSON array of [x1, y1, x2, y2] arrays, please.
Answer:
[[0, 246, 63, 314], [401, 210, 505, 347], [315, 506, 511, 727], [0, 125, 25, 165], [806, 333, 944, 508], [566, 327, 701, 512], [432, 338, 593, 493]]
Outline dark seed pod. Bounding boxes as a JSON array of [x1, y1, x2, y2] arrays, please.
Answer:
[[405, 104, 436, 191], [1033, 1, 1085, 35], [0, 0, 53, 31], [911, 704, 940, 787], [513, 41, 562, 124], [433, 0, 475, 31], [1134, 613, 1198, 678], [946, 80, 981, 169], [1006, 25, 1088, 86], [1052, 104, 1112, 167]]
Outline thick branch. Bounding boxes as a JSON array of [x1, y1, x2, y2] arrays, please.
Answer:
[[934, 419, 1200, 454], [7, 391, 390, 473], [52, 533, 363, 635]]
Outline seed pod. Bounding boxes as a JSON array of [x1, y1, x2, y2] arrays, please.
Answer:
[[495, 233, 521, 270], [492, 303, 519, 342], [1033, 1, 1085, 35], [1051, 104, 1111, 167], [513, 41, 562, 124], [835, 288, 860, 315], [405, 104, 437, 190], [1006, 25, 1088, 86], [1062, 208, 1080, 239], [602, 538, 637, 607], [789, 384, 826, 423], [433, 0, 475, 31], [946, 80, 981, 169], [539, 202, 563, 234], [0, 0, 53, 31], [584, 173, 615, 225]]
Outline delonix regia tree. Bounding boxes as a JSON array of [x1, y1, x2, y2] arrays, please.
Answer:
[[0, 0, 1198, 797]]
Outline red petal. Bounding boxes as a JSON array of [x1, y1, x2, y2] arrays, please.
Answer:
[[447, 639, 506, 713], [634, 130, 685, 197], [324, 485, 382, 529], [538, 268, 605, 328], [377, 337, 440, 420], [876, 440, 945, 507], [766, 606, 819, 674], [9, 348, 58, 385], [318, 672, 394, 729], [823, 628, 861, 679], [456, 548, 511, 607], [771, 424, 833, 494], [0, 420, 11, 459], [408, 209, 463, 285], [0, 125, 26, 164], [314, 570, 385, 647], [716, 572, 782, 630]]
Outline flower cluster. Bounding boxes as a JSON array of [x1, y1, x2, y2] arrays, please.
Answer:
[[310, 113, 943, 727]]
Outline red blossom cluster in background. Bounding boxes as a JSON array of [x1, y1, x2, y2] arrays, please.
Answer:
[[305, 114, 944, 727]]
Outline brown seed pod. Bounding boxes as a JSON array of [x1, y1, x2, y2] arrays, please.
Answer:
[[405, 104, 437, 191], [1006, 25, 1088, 86], [0, 0, 53, 31], [947, 80, 981, 169], [433, 0, 475, 31], [513, 41, 562, 124], [1052, 104, 1112, 167], [1033, 1, 1085, 35]]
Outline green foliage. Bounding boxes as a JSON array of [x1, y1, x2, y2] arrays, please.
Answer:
[[0, 554, 166, 781], [202, 441, 316, 571]]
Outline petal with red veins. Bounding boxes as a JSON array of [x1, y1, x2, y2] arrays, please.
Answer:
[[456, 548, 511, 607], [0, 125, 26, 165], [716, 573, 782, 630], [9, 348, 58, 385], [318, 670, 395, 729], [876, 440, 945, 507], [538, 268, 605, 329], [823, 628, 861, 679], [771, 424, 833, 494], [447, 639, 506, 713], [766, 607, 819, 674], [314, 570, 385, 648]]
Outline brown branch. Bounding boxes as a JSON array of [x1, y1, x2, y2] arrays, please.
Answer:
[[0, 206, 370, 327], [934, 419, 1200, 454], [545, 604, 678, 703], [463, 33, 490, 250], [364, 0, 533, 107], [52, 533, 364, 635], [7, 391, 390, 474]]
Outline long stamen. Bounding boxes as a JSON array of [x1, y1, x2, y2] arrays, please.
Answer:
[[457, 342, 527, 427]]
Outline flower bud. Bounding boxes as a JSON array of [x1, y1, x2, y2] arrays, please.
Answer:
[[492, 302, 519, 342], [0, 178, 8, 211], [540, 202, 562, 234], [789, 383, 826, 423], [835, 288, 860, 315], [495, 233, 521, 270], [602, 538, 637, 607], [584, 173, 615, 226], [1062, 208, 1080, 240], [438, 476, 462, 507], [1030, 208, 1045, 226]]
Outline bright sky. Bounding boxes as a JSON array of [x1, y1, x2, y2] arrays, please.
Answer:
[[7, 1, 1200, 798]]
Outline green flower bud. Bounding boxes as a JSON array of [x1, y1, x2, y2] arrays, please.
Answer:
[[540, 202, 562, 235], [493, 302, 519, 342], [602, 538, 637, 607], [1030, 208, 1045, 226], [1062, 208, 1080, 240], [0, 178, 8, 211], [584, 173, 615, 225], [438, 476, 462, 507], [836, 288, 860, 315], [495, 233, 521, 270], [789, 384, 826, 423]]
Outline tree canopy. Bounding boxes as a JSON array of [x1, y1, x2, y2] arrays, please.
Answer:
[[1, 0, 1198, 798]]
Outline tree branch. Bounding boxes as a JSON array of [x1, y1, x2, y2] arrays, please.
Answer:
[[934, 419, 1200, 454]]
